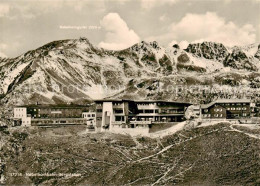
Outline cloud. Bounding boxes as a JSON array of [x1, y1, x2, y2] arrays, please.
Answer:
[[159, 14, 167, 22], [140, 0, 179, 9], [98, 13, 140, 50], [0, 52, 7, 58], [169, 12, 256, 47], [0, 3, 10, 17], [0, 43, 8, 50], [0, 0, 105, 20], [0, 43, 8, 57]]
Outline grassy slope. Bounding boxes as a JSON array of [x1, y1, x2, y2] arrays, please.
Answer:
[[1, 123, 260, 185]]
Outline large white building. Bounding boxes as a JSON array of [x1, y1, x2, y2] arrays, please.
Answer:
[[94, 99, 191, 133], [13, 107, 31, 126]]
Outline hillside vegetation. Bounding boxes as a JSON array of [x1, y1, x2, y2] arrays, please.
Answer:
[[1, 123, 259, 185]]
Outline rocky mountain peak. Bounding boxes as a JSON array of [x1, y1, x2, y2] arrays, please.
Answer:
[[185, 41, 229, 61], [172, 44, 180, 49], [223, 47, 257, 71], [254, 44, 260, 60], [149, 41, 161, 50], [1, 38, 260, 106], [130, 40, 162, 53]]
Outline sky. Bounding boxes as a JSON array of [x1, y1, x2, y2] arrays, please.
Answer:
[[0, 0, 260, 58]]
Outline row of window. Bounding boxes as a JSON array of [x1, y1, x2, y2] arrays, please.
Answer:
[[32, 114, 83, 118], [161, 109, 183, 114], [137, 103, 176, 106], [138, 109, 159, 113], [220, 103, 247, 106], [29, 108, 86, 112], [204, 113, 248, 118], [137, 103, 156, 106], [203, 114, 223, 117], [226, 107, 247, 111], [205, 107, 248, 112], [83, 114, 95, 118], [113, 103, 122, 106], [15, 114, 25, 117], [31, 120, 86, 124], [97, 109, 183, 114], [15, 108, 25, 111]]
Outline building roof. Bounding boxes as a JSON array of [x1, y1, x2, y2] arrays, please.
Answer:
[[14, 104, 89, 109], [134, 100, 192, 105], [94, 99, 133, 102], [94, 99, 192, 105], [201, 99, 250, 109]]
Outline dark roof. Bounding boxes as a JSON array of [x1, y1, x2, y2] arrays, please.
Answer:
[[134, 100, 192, 105], [94, 99, 192, 105], [14, 104, 89, 109], [201, 99, 250, 109], [94, 99, 133, 102]]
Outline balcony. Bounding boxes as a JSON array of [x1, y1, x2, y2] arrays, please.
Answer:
[[130, 120, 152, 125], [111, 121, 126, 125]]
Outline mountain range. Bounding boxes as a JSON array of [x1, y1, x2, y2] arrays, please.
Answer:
[[1, 37, 260, 106]]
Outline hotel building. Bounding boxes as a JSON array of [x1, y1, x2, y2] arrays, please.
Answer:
[[201, 99, 251, 119], [94, 99, 191, 131], [13, 104, 94, 127]]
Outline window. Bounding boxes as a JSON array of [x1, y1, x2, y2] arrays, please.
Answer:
[[242, 113, 247, 116], [204, 109, 208, 113], [114, 109, 123, 114], [115, 116, 124, 121], [237, 108, 241, 110], [154, 109, 159, 113], [144, 109, 154, 113], [161, 109, 167, 113], [113, 102, 122, 106], [214, 114, 218, 117], [97, 109, 102, 112], [92, 114, 95, 117], [231, 108, 235, 110], [219, 114, 223, 117], [138, 110, 144, 113], [243, 107, 247, 110], [219, 108, 222, 112], [88, 114, 91, 117]]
